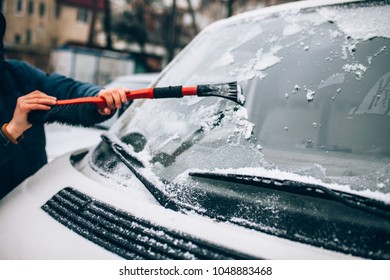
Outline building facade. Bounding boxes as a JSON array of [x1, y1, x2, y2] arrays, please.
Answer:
[[2, 0, 105, 71]]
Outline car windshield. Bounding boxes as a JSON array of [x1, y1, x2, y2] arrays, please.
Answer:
[[81, 1, 390, 258], [103, 1, 390, 196]]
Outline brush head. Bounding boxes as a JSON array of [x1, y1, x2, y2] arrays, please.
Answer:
[[197, 82, 245, 105], [28, 103, 110, 127]]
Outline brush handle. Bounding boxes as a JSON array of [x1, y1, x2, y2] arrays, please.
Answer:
[[55, 82, 239, 109], [55, 86, 199, 109]]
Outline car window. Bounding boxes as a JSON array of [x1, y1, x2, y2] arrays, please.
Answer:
[[102, 2, 390, 194]]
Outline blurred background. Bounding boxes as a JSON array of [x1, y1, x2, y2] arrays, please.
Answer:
[[1, 0, 299, 86]]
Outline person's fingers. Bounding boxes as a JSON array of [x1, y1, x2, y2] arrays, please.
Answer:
[[26, 90, 57, 100], [97, 87, 132, 116], [28, 104, 52, 111], [18, 91, 57, 110], [98, 107, 112, 115], [98, 90, 115, 109], [109, 88, 128, 109], [112, 89, 122, 109], [118, 88, 129, 104], [24, 97, 57, 105], [98, 88, 130, 110], [16, 98, 55, 117]]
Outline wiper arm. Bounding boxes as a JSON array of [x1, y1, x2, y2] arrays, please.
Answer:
[[101, 134, 180, 211], [101, 134, 145, 167], [189, 171, 390, 219]]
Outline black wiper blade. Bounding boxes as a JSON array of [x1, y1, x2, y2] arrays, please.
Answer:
[[189, 171, 390, 219], [101, 134, 180, 211], [101, 134, 145, 167]]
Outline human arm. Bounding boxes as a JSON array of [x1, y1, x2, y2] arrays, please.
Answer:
[[4, 90, 56, 141], [15, 61, 129, 126]]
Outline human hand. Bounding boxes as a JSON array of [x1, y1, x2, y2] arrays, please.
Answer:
[[7, 90, 57, 139], [97, 87, 129, 115]]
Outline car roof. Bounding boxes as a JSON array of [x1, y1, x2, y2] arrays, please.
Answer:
[[220, 0, 365, 24]]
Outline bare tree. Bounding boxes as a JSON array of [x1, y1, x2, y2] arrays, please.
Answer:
[[87, 0, 99, 48], [227, 0, 234, 17], [167, 0, 177, 62], [111, 0, 197, 62], [186, 0, 198, 35], [104, 0, 112, 49], [112, 4, 148, 53]]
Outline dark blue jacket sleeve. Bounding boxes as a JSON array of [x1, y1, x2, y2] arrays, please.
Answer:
[[15, 60, 111, 126], [0, 60, 109, 167]]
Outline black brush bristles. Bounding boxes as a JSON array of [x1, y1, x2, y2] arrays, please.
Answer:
[[28, 103, 109, 127], [197, 82, 245, 105]]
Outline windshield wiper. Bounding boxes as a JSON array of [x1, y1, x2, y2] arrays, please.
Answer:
[[101, 134, 180, 211], [189, 171, 390, 219]]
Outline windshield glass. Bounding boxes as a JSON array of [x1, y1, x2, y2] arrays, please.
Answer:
[[82, 1, 390, 259], [105, 1, 390, 197]]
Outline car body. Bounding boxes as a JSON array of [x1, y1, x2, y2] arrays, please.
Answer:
[[44, 73, 159, 162], [1, 0, 389, 260]]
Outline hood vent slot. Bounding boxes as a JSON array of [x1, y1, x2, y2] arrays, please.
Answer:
[[42, 187, 251, 260]]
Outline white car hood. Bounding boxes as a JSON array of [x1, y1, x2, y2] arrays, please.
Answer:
[[0, 150, 359, 260]]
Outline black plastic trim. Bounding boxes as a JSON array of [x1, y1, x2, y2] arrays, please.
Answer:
[[41, 187, 254, 260]]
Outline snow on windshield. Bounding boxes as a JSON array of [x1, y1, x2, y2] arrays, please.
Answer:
[[182, 166, 390, 204], [288, 8, 387, 86], [317, 5, 390, 41], [317, 5, 390, 82], [354, 71, 390, 116], [112, 96, 260, 174]]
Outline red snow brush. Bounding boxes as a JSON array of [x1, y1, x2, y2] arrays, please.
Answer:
[[28, 81, 245, 126]]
